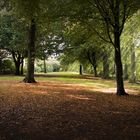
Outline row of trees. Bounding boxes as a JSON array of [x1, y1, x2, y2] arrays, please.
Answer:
[[60, 9, 140, 80], [0, 0, 140, 95]]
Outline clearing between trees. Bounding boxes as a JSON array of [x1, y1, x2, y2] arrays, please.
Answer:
[[0, 73, 140, 140]]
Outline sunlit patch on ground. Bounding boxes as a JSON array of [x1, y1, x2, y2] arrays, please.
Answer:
[[90, 87, 140, 95], [66, 95, 91, 100]]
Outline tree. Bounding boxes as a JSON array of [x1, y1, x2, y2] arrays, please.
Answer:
[[36, 29, 64, 73], [0, 14, 27, 75], [62, 0, 140, 82], [11, 0, 66, 82], [87, 0, 140, 95], [60, 22, 105, 76], [11, 0, 43, 82]]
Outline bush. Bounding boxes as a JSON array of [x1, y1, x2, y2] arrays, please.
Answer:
[[0, 59, 15, 74]]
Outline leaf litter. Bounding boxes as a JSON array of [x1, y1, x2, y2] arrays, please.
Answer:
[[0, 81, 140, 140]]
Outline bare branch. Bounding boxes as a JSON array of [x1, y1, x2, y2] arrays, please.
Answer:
[[104, 20, 115, 46], [92, 27, 113, 44], [119, 0, 130, 35], [93, 0, 115, 46]]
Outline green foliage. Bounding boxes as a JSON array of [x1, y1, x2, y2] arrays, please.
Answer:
[[35, 60, 60, 73], [59, 20, 112, 76], [121, 10, 140, 80], [11, 0, 41, 20], [65, 61, 80, 72], [0, 15, 27, 53], [0, 59, 14, 74], [0, 0, 139, 82]]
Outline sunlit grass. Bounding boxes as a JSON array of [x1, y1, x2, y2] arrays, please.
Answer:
[[46, 71, 79, 75], [35, 73, 114, 88], [0, 75, 23, 81], [0, 72, 140, 95], [37, 77, 114, 88]]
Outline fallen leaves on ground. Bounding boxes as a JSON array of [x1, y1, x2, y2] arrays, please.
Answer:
[[0, 81, 140, 140]]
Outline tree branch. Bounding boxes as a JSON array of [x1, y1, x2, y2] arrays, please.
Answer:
[[119, 0, 130, 35], [104, 20, 115, 46]]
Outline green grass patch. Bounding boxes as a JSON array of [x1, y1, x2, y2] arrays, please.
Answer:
[[0, 72, 140, 94], [0, 75, 23, 81]]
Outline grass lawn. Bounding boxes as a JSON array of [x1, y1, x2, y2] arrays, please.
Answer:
[[0, 72, 140, 140]]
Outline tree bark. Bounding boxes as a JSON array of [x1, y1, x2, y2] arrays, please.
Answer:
[[93, 65, 97, 77], [12, 52, 21, 76], [21, 57, 24, 75], [24, 19, 36, 83], [15, 63, 20, 75], [114, 32, 127, 95], [87, 51, 97, 77], [114, 0, 127, 95], [79, 64, 82, 75]]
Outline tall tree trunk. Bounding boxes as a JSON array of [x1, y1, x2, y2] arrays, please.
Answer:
[[102, 52, 109, 79], [93, 65, 97, 77], [21, 57, 24, 75], [79, 64, 82, 75], [24, 19, 36, 83], [15, 63, 20, 75], [130, 44, 136, 83], [87, 51, 97, 77], [12, 52, 21, 76], [114, 0, 127, 95], [43, 55, 47, 73], [114, 33, 127, 95]]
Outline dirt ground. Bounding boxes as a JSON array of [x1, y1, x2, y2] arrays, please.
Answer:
[[0, 81, 140, 140]]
